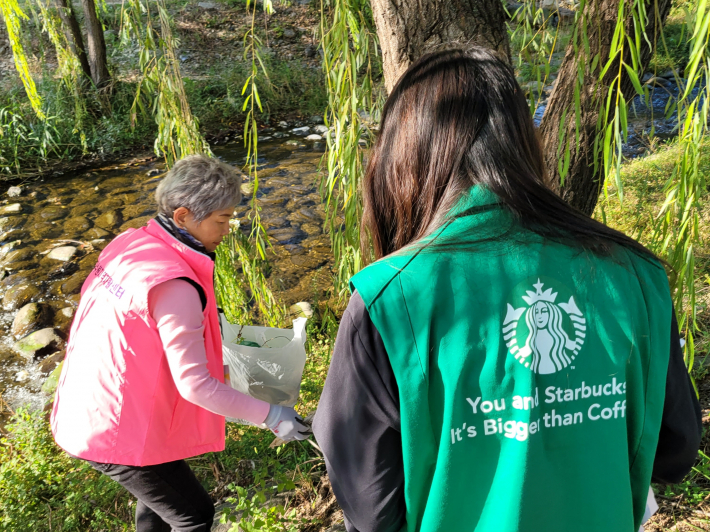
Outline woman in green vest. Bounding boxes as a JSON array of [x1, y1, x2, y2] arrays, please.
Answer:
[[313, 47, 702, 532]]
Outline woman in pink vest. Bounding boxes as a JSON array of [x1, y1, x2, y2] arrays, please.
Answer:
[[51, 154, 308, 532]]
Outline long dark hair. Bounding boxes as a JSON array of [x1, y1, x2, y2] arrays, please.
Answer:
[[362, 46, 656, 262]]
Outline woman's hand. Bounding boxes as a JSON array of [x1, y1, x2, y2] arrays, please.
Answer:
[[264, 405, 310, 441]]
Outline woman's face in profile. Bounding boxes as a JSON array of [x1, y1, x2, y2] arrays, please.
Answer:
[[534, 303, 550, 329]]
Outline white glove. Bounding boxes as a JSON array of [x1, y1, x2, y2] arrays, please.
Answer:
[[263, 405, 309, 441]]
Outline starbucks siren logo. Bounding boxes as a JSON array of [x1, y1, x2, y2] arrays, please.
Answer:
[[503, 279, 586, 374]]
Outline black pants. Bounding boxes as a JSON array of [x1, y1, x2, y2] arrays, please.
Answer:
[[86, 459, 215, 532]]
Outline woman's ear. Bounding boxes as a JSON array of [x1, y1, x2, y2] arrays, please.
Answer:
[[172, 207, 190, 228]]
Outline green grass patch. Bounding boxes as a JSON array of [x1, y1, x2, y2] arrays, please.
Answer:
[[185, 57, 327, 129], [0, 410, 133, 531]]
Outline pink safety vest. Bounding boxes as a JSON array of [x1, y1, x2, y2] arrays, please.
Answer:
[[51, 219, 225, 466]]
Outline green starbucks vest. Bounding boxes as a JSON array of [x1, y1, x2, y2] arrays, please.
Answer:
[[350, 186, 671, 532]]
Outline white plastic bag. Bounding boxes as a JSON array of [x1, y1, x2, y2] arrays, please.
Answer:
[[221, 315, 308, 423]]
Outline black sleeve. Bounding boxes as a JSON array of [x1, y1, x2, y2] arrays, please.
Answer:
[[313, 291, 405, 532], [652, 309, 704, 484]]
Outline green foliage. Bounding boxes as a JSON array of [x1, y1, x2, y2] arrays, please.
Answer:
[[649, 21, 691, 73], [320, 0, 381, 296], [0, 409, 131, 532], [507, 2, 569, 112], [215, 227, 286, 328], [219, 469, 307, 532], [0, 0, 44, 118], [184, 59, 327, 128], [119, 0, 211, 166], [0, 78, 155, 175], [661, 450, 710, 507]]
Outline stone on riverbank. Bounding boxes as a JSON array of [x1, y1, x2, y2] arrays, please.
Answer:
[[54, 307, 75, 333], [86, 227, 110, 239], [305, 134, 322, 141], [13, 328, 63, 361], [291, 126, 310, 136], [0, 239, 22, 260], [61, 270, 89, 295], [42, 361, 63, 395], [6, 186, 22, 198], [0, 203, 22, 215], [1, 246, 33, 267], [3, 283, 40, 311], [38, 349, 65, 374], [63, 216, 92, 237], [12, 303, 51, 338], [47, 246, 77, 262], [95, 210, 121, 230]]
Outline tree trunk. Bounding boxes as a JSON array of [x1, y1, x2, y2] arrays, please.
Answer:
[[538, 0, 672, 215], [370, 0, 511, 93], [81, 0, 111, 89], [55, 0, 92, 83]]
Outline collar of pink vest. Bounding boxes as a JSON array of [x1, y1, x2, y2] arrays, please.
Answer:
[[144, 219, 215, 273]]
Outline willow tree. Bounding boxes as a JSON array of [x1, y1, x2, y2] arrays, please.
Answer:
[[369, 0, 671, 215], [321, 0, 710, 364], [55, 0, 92, 83], [81, 0, 111, 89], [539, 0, 672, 215], [371, 0, 511, 92]]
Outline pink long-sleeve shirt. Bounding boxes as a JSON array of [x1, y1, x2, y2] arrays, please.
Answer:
[[149, 278, 270, 425]]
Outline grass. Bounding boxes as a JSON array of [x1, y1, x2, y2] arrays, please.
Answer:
[[596, 142, 710, 529]]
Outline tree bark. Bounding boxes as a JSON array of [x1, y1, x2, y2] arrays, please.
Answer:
[[55, 0, 92, 83], [538, 0, 672, 215], [81, 0, 111, 89], [370, 0, 511, 93]]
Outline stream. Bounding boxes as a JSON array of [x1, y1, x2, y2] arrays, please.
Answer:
[[0, 76, 698, 428], [0, 131, 332, 427]]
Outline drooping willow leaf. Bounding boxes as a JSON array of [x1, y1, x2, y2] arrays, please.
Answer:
[[0, 0, 44, 118]]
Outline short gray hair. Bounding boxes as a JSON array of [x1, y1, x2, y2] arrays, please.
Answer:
[[155, 154, 242, 222]]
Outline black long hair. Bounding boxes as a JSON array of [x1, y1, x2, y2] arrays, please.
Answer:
[[362, 46, 657, 262]]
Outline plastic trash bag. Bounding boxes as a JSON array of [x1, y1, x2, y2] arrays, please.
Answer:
[[221, 315, 308, 423]]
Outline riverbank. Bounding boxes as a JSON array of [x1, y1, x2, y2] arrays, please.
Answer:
[[0, 136, 708, 531], [0, 0, 328, 178]]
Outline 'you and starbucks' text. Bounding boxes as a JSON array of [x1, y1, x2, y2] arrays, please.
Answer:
[[450, 377, 627, 445]]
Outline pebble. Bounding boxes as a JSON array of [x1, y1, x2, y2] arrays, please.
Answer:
[[61, 270, 89, 295], [0, 240, 22, 261], [291, 126, 310, 136], [13, 327, 63, 361], [313, 125, 329, 134], [147, 168, 161, 177], [47, 246, 77, 262], [197, 1, 219, 8], [305, 134, 322, 141], [3, 283, 40, 311], [11, 302, 49, 338], [7, 186, 22, 197], [0, 203, 22, 215], [39, 350, 65, 374], [283, 28, 296, 39], [42, 361, 63, 394], [95, 210, 121, 230], [278, 121, 289, 128]]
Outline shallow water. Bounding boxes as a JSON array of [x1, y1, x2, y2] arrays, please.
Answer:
[[0, 136, 332, 427], [532, 76, 703, 158]]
